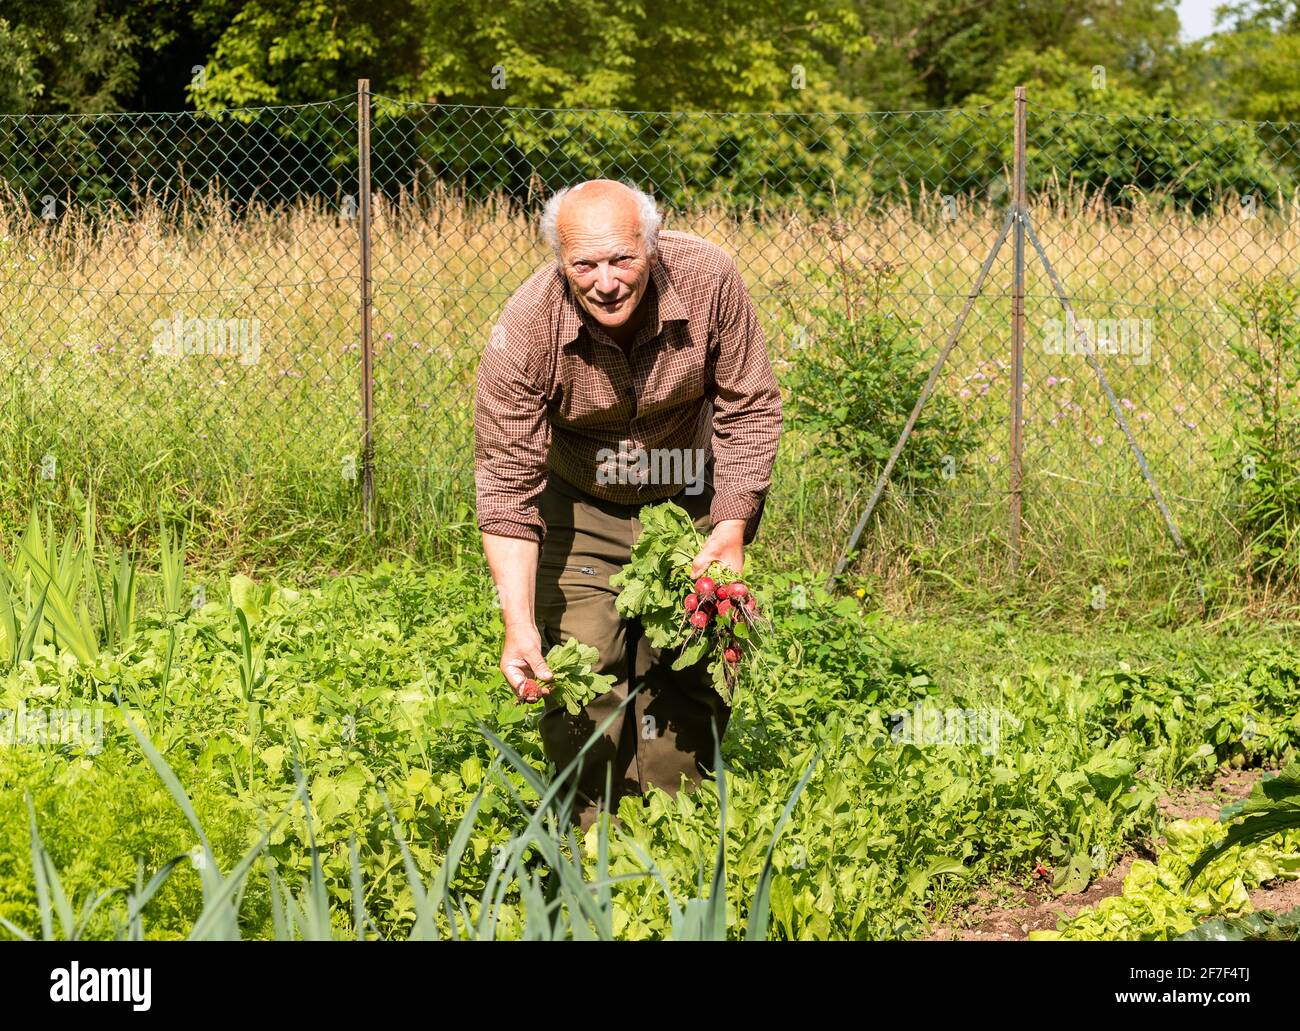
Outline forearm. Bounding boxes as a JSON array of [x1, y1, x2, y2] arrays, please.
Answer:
[[710, 519, 745, 548], [709, 388, 781, 543], [482, 532, 540, 630], [708, 259, 782, 539]]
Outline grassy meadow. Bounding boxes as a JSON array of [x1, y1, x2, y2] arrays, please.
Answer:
[[0, 182, 1297, 620]]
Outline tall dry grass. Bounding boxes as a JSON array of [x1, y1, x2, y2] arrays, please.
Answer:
[[1, 181, 1297, 619]]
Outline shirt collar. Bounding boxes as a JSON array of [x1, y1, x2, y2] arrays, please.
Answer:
[[558, 250, 689, 349]]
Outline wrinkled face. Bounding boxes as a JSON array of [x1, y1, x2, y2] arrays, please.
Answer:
[[557, 196, 652, 333]]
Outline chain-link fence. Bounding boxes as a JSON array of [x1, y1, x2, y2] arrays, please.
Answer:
[[0, 85, 1296, 583]]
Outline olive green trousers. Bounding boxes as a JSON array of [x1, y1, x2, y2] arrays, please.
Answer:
[[534, 472, 729, 832]]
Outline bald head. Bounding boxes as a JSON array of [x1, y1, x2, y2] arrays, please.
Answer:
[[563, 178, 639, 215], [557, 181, 638, 258], [540, 179, 661, 260]]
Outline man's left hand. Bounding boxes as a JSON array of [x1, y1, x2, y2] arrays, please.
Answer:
[[690, 519, 746, 577]]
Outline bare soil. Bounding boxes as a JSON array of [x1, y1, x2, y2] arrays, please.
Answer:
[[924, 766, 1299, 940]]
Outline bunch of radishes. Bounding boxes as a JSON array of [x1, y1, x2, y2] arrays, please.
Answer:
[[682, 574, 760, 666]]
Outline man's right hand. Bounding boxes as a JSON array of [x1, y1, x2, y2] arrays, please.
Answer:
[[481, 530, 552, 703], [502, 620, 554, 702]]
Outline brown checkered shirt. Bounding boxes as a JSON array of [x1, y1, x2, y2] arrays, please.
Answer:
[[474, 229, 782, 546]]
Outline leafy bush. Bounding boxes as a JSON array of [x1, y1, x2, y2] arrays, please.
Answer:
[[775, 254, 983, 499], [1216, 275, 1300, 582], [955, 48, 1290, 212]]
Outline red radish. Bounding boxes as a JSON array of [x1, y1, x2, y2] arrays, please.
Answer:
[[743, 594, 757, 611], [684, 592, 700, 612], [694, 575, 717, 599], [690, 610, 710, 629], [519, 678, 545, 703], [716, 583, 731, 600], [728, 581, 748, 600], [724, 644, 742, 664], [717, 598, 734, 619]]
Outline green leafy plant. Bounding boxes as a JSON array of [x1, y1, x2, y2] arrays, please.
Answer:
[[157, 517, 187, 615], [774, 255, 982, 499], [0, 797, 127, 941], [1177, 906, 1300, 941], [0, 500, 162, 668], [1217, 275, 1300, 582], [1185, 760, 1300, 885], [0, 579, 48, 670], [5, 553, 1300, 941], [1032, 816, 1300, 941], [5, 673, 818, 941], [1, 508, 101, 664], [610, 503, 703, 645], [610, 502, 768, 704], [540, 638, 616, 716]]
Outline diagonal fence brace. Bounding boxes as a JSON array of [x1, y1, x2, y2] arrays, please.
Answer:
[[826, 207, 1017, 591]]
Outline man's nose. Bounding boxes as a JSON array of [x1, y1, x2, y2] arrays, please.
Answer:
[[594, 265, 618, 294]]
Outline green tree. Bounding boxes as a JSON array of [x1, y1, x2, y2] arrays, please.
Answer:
[[1207, 1, 1300, 125], [0, 0, 237, 114], [1215, 0, 1299, 31], [192, 0, 873, 112], [838, 0, 1181, 108], [186, 1, 882, 211], [0, 0, 135, 113], [949, 46, 1288, 208]]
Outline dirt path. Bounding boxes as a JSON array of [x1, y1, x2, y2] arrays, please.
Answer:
[[925, 767, 1298, 941]]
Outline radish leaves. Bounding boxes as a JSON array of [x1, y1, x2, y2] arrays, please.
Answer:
[[544, 637, 616, 716]]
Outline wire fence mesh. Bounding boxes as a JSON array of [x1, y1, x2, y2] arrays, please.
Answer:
[[1021, 108, 1299, 559], [0, 87, 1295, 580], [0, 98, 361, 514]]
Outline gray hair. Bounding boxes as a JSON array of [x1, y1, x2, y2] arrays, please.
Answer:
[[539, 180, 661, 260]]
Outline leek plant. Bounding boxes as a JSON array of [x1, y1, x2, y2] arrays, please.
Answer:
[[0, 500, 187, 669], [1, 509, 100, 664], [8, 677, 818, 940], [158, 518, 187, 614]]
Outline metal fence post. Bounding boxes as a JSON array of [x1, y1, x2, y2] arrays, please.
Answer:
[[1009, 85, 1027, 571], [358, 79, 375, 532]]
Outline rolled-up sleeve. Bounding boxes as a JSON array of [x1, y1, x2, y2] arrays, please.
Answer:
[[708, 260, 782, 543], [473, 302, 552, 544]]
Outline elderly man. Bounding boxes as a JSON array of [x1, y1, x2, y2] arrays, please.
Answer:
[[474, 179, 781, 830]]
